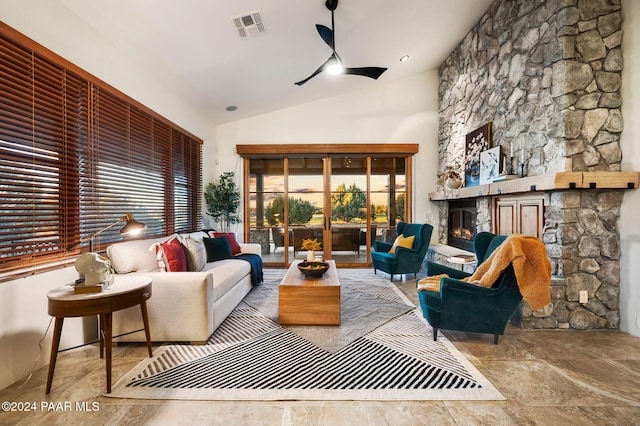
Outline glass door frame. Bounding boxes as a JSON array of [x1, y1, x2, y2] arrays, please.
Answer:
[[239, 144, 418, 268]]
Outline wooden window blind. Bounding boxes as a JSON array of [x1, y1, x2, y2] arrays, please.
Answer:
[[0, 24, 202, 280]]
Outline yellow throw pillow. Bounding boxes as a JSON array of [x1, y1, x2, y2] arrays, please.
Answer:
[[388, 234, 415, 254]]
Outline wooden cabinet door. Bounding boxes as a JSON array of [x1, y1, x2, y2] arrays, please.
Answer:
[[494, 195, 544, 238], [518, 197, 544, 238], [495, 199, 517, 235]]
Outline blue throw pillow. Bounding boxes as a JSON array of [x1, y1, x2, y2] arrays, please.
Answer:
[[203, 236, 231, 262]]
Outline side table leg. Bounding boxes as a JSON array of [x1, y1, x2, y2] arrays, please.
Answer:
[[45, 317, 64, 394], [140, 300, 153, 357], [104, 312, 112, 393], [98, 314, 104, 359]]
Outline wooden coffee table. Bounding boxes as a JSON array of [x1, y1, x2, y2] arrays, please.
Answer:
[[278, 260, 341, 325]]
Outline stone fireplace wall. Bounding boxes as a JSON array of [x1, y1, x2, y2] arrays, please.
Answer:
[[436, 0, 624, 329]]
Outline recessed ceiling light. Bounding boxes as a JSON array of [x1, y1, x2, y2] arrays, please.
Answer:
[[399, 55, 410, 62], [225, 105, 238, 112]]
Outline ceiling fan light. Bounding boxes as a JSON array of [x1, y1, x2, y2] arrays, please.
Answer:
[[326, 63, 343, 75], [324, 58, 344, 75]]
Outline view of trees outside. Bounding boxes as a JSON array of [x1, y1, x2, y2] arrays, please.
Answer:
[[247, 158, 407, 229], [331, 183, 366, 223], [257, 182, 404, 226], [265, 196, 315, 225], [395, 193, 405, 223]]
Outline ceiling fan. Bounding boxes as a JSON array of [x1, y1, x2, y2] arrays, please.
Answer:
[[294, 0, 388, 86]]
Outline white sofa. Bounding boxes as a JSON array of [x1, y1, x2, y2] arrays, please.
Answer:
[[107, 231, 261, 344]]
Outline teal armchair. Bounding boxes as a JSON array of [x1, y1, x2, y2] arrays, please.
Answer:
[[372, 222, 433, 282], [418, 232, 522, 344]]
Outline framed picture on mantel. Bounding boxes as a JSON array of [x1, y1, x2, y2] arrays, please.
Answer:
[[465, 122, 492, 187], [480, 146, 501, 185]]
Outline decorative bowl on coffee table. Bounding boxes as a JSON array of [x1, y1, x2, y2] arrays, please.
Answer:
[[297, 261, 330, 278]]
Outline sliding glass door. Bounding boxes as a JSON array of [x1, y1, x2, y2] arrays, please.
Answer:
[[247, 158, 284, 262], [241, 144, 416, 267], [329, 156, 369, 265], [287, 158, 325, 262], [370, 157, 407, 250]]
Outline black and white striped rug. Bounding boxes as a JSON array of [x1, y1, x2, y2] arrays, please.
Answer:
[[107, 269, 504, 401]]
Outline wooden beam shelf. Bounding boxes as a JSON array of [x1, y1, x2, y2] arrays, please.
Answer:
[[582, 172, 640, 189], [429, 172, 640, 201], [431, 184, 490, 200]]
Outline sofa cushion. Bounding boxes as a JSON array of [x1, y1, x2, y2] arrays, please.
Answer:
[[179, 231, 209, 242], [182, 236, 207, 272], [107, 236, 165, 274], [212, 232, 241, 255], [203, 259, 251, 300], [158, 236, 188, 272], [203, 236, 232, 262]]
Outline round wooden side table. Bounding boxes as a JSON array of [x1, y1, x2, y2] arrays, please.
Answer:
[[46, 275, 153, 394]]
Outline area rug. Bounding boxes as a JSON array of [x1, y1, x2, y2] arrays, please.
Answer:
[[107, 269, 504, 401]]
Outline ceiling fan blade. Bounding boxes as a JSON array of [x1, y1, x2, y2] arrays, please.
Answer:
[[316, 24, 334, 50], [296, 0, 388, 86], [294, 56, 332, 86], [343, 67, 388, 80]]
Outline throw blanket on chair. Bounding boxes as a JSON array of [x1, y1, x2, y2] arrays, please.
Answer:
[[417, 274, 449, 292], [465, 234, 551, 310]]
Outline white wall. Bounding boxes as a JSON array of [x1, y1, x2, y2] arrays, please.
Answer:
[[620, 0, 640, 337], [0, 0, 216, 389], [215, 71, 441, 234]]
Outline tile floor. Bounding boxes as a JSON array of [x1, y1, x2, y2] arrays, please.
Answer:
[[1, 275, 640, 425]]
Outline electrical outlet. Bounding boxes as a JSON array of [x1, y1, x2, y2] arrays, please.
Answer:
[[579, 290, 588, 304]]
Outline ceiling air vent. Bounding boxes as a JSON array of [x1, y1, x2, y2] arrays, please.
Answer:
[[232, 10, 266, 39]]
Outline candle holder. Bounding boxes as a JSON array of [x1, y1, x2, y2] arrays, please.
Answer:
[[520, 163, 525, 177], [510, 156, 515, 175]]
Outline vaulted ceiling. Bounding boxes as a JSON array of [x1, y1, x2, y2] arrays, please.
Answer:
[[59, 0, 493, 124]]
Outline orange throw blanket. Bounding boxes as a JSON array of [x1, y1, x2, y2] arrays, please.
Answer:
[[466, 234, 551, 310], [417, 274, 448, 292]]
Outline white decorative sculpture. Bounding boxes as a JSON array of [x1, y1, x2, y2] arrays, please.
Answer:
[[75, 253, 111, 287]]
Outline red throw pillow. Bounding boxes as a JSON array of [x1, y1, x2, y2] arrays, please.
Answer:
[[212, 232, 241, 255], [160, 237, 188, 272]]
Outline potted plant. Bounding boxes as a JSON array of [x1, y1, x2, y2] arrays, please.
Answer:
[[301, 238, 322, 262], [204, 171, 241, 232]]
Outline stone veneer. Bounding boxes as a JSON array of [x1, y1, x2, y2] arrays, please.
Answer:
[[436, 0, 624, 329]]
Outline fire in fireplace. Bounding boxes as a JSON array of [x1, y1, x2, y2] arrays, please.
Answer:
[[448, 199, 477, 252]]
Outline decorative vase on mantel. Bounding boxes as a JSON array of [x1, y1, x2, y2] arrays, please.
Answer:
[[307, 250, 315, 262], [446, 177, 463, 190]]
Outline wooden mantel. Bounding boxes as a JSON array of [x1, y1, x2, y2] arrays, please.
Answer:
[[429, 172, 640, 201]]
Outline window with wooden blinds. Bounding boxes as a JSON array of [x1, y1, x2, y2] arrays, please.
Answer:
[[0, 24, 202, 280]]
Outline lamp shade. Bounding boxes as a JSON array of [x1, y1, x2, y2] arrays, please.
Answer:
[[119, 213, 146, 235]]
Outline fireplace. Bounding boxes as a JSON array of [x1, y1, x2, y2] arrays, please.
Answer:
[[448, 199, 476, 252]]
